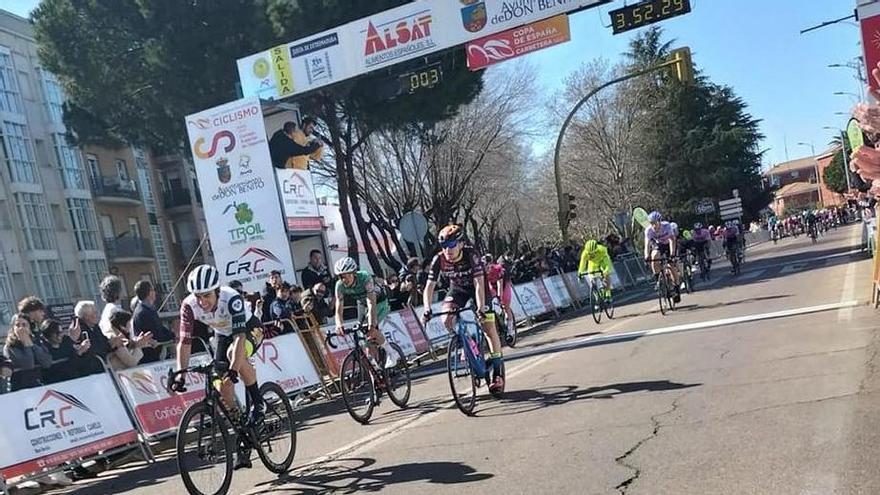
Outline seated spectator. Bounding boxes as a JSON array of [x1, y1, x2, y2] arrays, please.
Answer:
[[99, 275, 126, 338], [105, 311, 153, 370], [4, 313, 52, 391], [40, 319, 95, 383], [132, 280, 175, 363]]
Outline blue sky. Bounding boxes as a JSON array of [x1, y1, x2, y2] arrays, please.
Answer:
[[6, 0, 860, 169]]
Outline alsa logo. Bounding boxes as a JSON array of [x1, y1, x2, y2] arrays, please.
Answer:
[[364, 13, 433, 56], [226, 247, 282, 277], [193, 130, 236, 159], [25, 389, 93, 430]]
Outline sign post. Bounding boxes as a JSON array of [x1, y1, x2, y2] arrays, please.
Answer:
[[718, 197, 743, 221]]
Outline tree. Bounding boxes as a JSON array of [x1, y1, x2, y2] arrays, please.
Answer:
[[824, 157, 847, 194]]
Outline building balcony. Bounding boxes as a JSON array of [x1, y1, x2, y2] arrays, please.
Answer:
[[104, 237, 153, 263], [163, 187, 192, 211], [90, 176, 141, 205], [173, 238, 205, 265]]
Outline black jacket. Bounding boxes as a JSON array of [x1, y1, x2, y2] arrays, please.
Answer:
[[132, 301, 175, 343], [301, 265, 331, 292], [269, 130, 319, 169]]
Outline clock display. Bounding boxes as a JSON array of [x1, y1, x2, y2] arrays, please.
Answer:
[[609, 0, 691, 35], [400, 62, 443, 94]]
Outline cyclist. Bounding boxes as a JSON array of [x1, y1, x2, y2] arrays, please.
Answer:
[[722, 221, 742, 272], [644, 211, 681, 303], [803, 209, 818, 238], [333, 257, 397, 367], [577, 239, 613, 301], [172, 264, 265, 470], [422, 225, 505, 393], [692, 223, 712, 270], [484, 255, 516, 341]]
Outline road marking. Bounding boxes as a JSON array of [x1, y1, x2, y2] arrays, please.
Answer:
[[780, 262, 809, 274], [837, 227, 862, 321], [737, 268, 766, 280]]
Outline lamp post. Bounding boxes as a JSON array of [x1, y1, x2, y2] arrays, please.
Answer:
[[823, 125, 853, 194], [797, 142, 823, 206], [829, 60, 867, 100]]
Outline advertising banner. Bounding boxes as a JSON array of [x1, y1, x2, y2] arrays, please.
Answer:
[[512, 279, 556, 317], [466, 14, 571, 71], [861, 4, 880, 98], [0, 374, 139, 480], [185, 98, 295, 293], [248, 333, 322, 395], [275, 168, 323, 232], [237, 0, 608, 100], [543, 274, 574, 309]]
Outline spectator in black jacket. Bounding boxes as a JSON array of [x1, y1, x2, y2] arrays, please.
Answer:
[[269, 121, 322, 169], [73, 300, 112, 359], [301, 250, 332, 292], [17, 296, 46, 337], [4, 313, 52, 391], [301, 283, 333, 324], [41, 319, 95, 383], [259, 270, 283, 323], [132, 280, 175, 363]]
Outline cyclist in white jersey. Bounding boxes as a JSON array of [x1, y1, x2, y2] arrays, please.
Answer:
[[644, 211, 682, 302], [171, 264, 265, 470]]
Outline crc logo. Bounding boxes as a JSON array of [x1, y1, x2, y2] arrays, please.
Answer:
[[193, 130, 236, 159], [282, 174, 313, 198], [25, 390, 93, 431], [226, 247, 282, 277], [223, 202, 266, 245]]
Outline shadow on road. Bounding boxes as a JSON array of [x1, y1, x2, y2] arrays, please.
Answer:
[[253, 457, 492, 493], [474, 380, 701, 417]]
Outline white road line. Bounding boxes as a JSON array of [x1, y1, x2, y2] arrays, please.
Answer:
[[837, 227, 862, 322]]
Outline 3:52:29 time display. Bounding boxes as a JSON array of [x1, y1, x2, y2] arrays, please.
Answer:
[[609, 0, 691, 35]]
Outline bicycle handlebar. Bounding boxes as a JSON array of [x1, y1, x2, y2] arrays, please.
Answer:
[[427, 305, 476, 319], [324, 323, 368, 349]]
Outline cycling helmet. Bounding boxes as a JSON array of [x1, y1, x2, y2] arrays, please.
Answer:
[[438, 224, 464, 244], [334, 256, 358, 275], [584, 239, 599, 256], [482, 254, 494, 265], [648, 211, 662, 223], [694, 222, 703, 230], [187, 264, 221, 294]]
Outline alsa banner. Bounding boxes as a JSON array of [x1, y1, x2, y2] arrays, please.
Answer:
[[0, 374, 138, 480], [185, 98, 295, 293], [466, 14, 570, 70]]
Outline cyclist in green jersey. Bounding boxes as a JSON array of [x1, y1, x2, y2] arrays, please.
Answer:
[[333, 257, 395, 366]]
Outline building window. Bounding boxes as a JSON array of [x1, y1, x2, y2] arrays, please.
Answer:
[[67, 198, 100, 251], [30, 259, 69, 305], [0, 263, 12, 327], [52, 133, 85, 189], [37, 69, 64, 124], [1, 121, 38, 183], [116, 159, 129, 181], [128, 217, 141, 238], [0, 51, 22, 114], [80, 259, 106, 301], [14, 192, 56, 250]]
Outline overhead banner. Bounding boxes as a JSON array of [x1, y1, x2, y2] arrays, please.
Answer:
[[860, 2, 880, 99], [0, 374, 138, 480], [276, 168, 323, 232], [185, 98, 296, 293], [466, 14, 571, 71], [237, 0, 609, 100]]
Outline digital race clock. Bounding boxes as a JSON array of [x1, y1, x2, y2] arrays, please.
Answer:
[[609, 0, 692, 35]]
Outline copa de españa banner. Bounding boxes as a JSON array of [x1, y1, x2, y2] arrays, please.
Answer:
[[185, 98, 295, 293], [466, 14, 571, 70]]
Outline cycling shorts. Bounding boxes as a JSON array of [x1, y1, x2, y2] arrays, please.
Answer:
[[652, 242, 671, 258], [442, 284, 495, 322], [214, 315, 263, 366]]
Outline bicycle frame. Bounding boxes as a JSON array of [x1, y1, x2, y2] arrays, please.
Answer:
[[434, 307, 489, 379]]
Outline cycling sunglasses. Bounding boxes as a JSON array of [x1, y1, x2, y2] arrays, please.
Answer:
[[440, 240, 459, 249]]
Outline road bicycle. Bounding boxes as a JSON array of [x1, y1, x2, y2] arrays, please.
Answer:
[[582, 271, 614, 324], [678, 254, 695, 294], [326, 324, 410, 424], [695, 244, 711, 281], [429, 306, 505, 416], [649, 256, 678, 315], [725, 244, 742, 275], [167, 363, 295, 495], [491, 296, 517, 347]]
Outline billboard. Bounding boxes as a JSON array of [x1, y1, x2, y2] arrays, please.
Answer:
[[276, 168, 323, 232], [185, 97, 296, 292], [466, 14, 571, 70], [237, 0, 609, 100]]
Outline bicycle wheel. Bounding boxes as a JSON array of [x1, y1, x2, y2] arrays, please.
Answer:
[[603, 293, 614, 319], [446, 336, 477, 416], [503, 309, 518, 348], [657, 277, 668, 316], [664, 273, 677, 311], [383, 342, 411, 408], [481, 335, 505, 399], [254, 382, 296, 474], [176, 401, 233, 495], [590, 286, 602, 324], [339, 351, 376, 424]]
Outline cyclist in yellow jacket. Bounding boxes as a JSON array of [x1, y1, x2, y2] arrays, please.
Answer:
[[578, 239, 613, 300]]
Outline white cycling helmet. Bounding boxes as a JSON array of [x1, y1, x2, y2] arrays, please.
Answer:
[[334, 256, 358, 275], [187, 264, 220, 294], [648, 211, 662, 223]]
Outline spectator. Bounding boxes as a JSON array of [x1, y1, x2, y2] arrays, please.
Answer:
[[17, 296, 46, 336], [41, 319, 94, 384], [260, 270, 283, 323], [398, 257, 423, 307], [105, 311, 152, 370], [0, 354, 11, 394], [73, 300, 112, 359], [385, 272, 405, 311], [301, 283, 333, 324], [268, 119, 323, 170], [269, 283, 294, 320], [132, 280, 175, 363], [4, 313, 52, 391], [98, 275, 125, 338], [301, 249, 332, 291]]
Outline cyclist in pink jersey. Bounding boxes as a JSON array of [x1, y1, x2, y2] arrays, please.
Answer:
[[484, 255, 515, 328]]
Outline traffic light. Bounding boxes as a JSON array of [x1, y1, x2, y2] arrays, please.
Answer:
[[669, 47, 693, 84], [566, 193, 577, 221]]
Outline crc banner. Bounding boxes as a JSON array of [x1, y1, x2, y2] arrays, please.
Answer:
[[0, 374, 138, 480], [275, 168, 322, 232], [237, 0, 607, 100], [185, 98, 295, 293], [511, 279, 556, 318], [246, 333, 321, 395], [466, 14, 571, 70]]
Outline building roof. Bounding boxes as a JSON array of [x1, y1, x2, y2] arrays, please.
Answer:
[[775, 181, 818, 198], [764, 156, 818, 176]]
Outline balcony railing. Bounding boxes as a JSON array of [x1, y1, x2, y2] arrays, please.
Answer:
[[174, 239, 205, 263], [163, 187, 192, 209], [90, 176, 140, 201], [104, 237, 153, 260]]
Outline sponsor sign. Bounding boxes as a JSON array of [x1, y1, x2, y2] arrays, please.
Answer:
[[466, 14, 570, 70], [861, 5, 880, 98], [0, 374, 138, 480], [46, 303, 75, 327], [185, 98, 295, 293], [237, 0, 608, 100], [276, 168, 323, 232], [512, 279, 555, 317], [245, 334, 321, 395], [543, 274, 573, 309]]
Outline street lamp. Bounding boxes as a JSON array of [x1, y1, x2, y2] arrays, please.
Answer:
[[797, 142, 823, 206], [823, 125, 854, 193], [833, 91, 861, 104], [829, 61, 867, 100]]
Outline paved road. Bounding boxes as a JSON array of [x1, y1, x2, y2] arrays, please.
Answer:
[[55, 224, 880, 494]]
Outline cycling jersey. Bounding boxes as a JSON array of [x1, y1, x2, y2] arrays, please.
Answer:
[[692, 228, 711, 242], [427, 246, 485, 289], [486, 262, 513, 306], [578, 244, 612, 277], [335, 270, 389, 322], [724, 225, 740, 239], [179, 286, 250, 345], [645, 222, 676, 246]]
